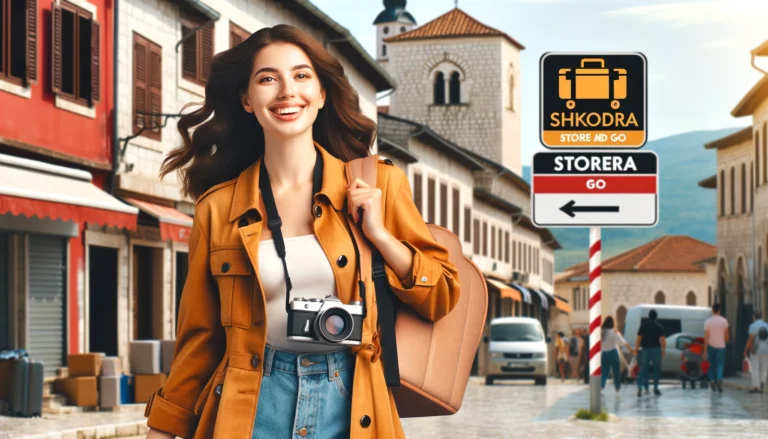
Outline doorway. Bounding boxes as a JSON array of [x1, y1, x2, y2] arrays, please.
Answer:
[[174, 251, 189, 329], [0, 232, 8, 350], [133, 246, 163, 340], [89, 246, 118, 356]]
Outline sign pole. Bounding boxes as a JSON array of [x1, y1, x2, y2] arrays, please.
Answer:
[[589, 227, 602, 414]]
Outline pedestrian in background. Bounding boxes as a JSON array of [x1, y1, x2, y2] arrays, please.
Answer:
[[555, 332, 568, 383], [636, 309, 666, 397], [601, 316, 634, 394], [581, 327, 591, 384], [704, 303, 729, 393], [568, 328, 583, 382], [743, 310, 768, 394]]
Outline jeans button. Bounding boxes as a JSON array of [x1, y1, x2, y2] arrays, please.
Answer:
[[251, 355, 260, 368], [298, 427, 308, 437], [301, 357, 311, 367]]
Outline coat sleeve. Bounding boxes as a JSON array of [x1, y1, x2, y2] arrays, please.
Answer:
[[381, 166, 461, 321], [145, 213, 225, 438]]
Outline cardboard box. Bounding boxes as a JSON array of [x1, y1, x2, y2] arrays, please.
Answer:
[[100, 376, 121, 408], [102, 357, 123, 377], [130, 341, 161, 375], [134, 373, 167, 404], [53, 377, 68, 395], [68, 353, 103, 377], [66, 377, 98, 407], [160, 340, 175, 374]]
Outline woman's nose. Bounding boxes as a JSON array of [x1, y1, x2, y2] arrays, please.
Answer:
[[279, 77, 295, 99]]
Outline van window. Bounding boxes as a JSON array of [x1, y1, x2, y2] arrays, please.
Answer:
[[490, 323, 544, 342], [640, 318, 682, 338]]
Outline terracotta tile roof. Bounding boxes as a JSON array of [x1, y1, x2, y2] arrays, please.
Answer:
[[383, 8, 524, 49], [560, 235, 716, 280]]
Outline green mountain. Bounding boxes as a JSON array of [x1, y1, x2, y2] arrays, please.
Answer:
[[522, 127, 746, 272]]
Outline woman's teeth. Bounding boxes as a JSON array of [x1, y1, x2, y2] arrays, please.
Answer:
[[274, 107, 302, 115]]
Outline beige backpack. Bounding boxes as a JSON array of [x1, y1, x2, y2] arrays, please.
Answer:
[[346, 155, 488, 417]]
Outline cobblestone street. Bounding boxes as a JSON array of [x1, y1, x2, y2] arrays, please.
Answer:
[[2, 378, 768, 438]]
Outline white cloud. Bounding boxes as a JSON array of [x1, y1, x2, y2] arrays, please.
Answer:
[[600, 1, 768, 26]]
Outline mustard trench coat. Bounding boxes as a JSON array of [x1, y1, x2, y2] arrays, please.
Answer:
[[144, 143, 461, 439]]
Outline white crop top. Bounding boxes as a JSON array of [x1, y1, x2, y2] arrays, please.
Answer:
[[258, 234, 343, 353]]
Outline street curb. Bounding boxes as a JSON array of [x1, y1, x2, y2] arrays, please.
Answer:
[[14, 420, 148, 439]]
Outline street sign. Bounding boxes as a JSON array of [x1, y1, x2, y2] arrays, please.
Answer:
[[531, 151, 658, 227], [539, 52, 647, 149]]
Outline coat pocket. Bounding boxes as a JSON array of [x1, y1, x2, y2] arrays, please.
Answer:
[[212, 365, 260, 439], [210, 248, 254, 329], [194, 364, 228, 439]]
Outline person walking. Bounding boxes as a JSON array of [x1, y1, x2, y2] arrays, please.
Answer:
[[581, 327, 591, 384], [555, 332, 569, 383], [568, 329, 584, 382], [601, 316, 634, 394], [704, 303, 729, 393], [743, 311, 768, 393], [636, 309, 666, 397]]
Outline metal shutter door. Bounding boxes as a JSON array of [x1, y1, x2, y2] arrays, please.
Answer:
[[28, 235, 66, 377]]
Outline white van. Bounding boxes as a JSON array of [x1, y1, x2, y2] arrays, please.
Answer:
[[620, 304, 712, 377], [485, 317, 549, 386]]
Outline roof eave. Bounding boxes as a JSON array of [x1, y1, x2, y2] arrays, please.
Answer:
[[376, 137, 419, 164], [731, 76, 768, 118], [384, 33, 524, 50], [703, 126, 752, 150], [698, 174, 716, 189]]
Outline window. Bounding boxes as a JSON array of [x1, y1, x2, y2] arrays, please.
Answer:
[[720, 170, 725, 217], [730, 167, 735, 215], [751, 163, 754, 212], [708, 286, 712, 306], [654, 291, 665, 304], [52, 1, 99, 105], [133, 33, 162, 140], [400, 26, 406, 32], [463, 207, 471, 243], [452, 188, 460, 236], [756, 134, 760, 186], [686, 291, 696, 306], [433, 71, 445, 105], [512, 240, 517, 269], [504, 232, 510, 263], [764, 122, 767, 184], [616, 306, 627, 334], [440, 182, 448, 228], [573, 287, 580, 310], [413, 173, 422, 215], [0, 0, 37, 86], [382, 26, 389, 35], [508, 74, 515, 110], [181, 17, 213, 86], [498, 228, 502, 261], [449, 71, 460, 104], [381, 44, 386, 56], [535, 248, 539, 274], [473, 219, 480, 254], [230, 21, 249, 48], [741, 162, 746, 214], [482, 222, 488, 256], [491, 226, 496, 259], [427, 177, 436, 224]]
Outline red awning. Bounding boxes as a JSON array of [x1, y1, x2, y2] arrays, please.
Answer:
[[0, 154, 138, 230], [123, 197, 193, 243]]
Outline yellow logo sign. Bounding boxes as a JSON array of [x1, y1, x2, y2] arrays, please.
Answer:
[[540, 53, 647, 148]]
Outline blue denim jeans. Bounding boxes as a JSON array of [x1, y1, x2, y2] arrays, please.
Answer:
[[253, 345, 355, 439], [601, 349, 621, 391], [707, 346, 726, 382], [637, 348, 662, 391]]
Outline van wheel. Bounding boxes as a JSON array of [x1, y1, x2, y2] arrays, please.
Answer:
[[485, 376, 494, 386], [535, 377, 547, 386]]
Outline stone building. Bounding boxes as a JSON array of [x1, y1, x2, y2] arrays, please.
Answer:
[[82, 0, 394, 370], [555, 235, 716, 335], [374, 2, 567, 376], [698, 38, 768, 372]]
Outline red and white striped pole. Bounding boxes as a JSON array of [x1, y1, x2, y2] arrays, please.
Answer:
[[589, 227, 602, 414]]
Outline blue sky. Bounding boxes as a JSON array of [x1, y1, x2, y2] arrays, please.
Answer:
[[309, 0, 768, 166]]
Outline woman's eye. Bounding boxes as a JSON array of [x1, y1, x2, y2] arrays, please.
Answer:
[[297, 73, 309, 79], [260, 76, 275, 83]]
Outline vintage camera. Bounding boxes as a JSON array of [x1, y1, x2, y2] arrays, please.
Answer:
[[287, 295, 363, 346]]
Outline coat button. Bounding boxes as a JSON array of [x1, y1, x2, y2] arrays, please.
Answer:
[[221, 263, 231, 273], [251, 355, 260, 368], [298, 427, 308, 437], [215, 384, 223, 395], [360, 415, 371, 428], [313, 205, 322, 218], [238, 217, 249, 228], [420, 276, 428, 283], [337, 255, 348, 267]]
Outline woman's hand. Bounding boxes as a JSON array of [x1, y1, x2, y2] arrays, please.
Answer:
[[347, 178, 387, 244], [146, 428, 175, 439]]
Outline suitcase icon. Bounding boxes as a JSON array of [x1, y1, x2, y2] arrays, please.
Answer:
[[558, 58, 627, 110]]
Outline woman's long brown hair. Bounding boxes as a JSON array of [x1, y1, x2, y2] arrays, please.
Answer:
[[160, 24, 377, 200]]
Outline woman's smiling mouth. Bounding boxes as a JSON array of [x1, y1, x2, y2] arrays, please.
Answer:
[[269, 104, 307, 120]]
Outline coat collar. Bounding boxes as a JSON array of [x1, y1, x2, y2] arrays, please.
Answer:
[[228, 141, 347, 222]]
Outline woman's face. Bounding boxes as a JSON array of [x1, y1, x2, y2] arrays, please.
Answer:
[[242, 42, 326, 139]]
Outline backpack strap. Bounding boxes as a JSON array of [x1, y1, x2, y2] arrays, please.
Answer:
[[345, 155, 401, 387]]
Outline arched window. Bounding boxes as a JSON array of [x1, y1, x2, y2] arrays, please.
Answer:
[[751, 163, 754, 212], [741, 163, 746, 213], [654, 291, 665, 304], [730, 166, 735, 215], [763, 122, 767, 184], [449, 71, 461, 104], [616, 305, 627, 335], [757, 133, 761, 185], [508, 74, 515, 111], [686, 291, 696, 306], [708, 286, 712, 306], [433, 72, 445, 105], [720, 170, 725, 217], [382, 44, 387, 56]]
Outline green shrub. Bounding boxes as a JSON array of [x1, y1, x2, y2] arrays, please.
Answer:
[[574, 408, 609, 421]]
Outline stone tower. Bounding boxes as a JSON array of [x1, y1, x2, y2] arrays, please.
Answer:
[[380, 8, 525, 175], [373, 0, 417, 64]]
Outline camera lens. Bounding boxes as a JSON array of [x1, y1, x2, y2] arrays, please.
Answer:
[[315, 308, 354, 343]]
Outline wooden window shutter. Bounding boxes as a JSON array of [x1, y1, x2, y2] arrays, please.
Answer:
[[181, 24, 196, 79], [439, 182, 447, 227], [482, 222, 487, 256], [504, 232, 509, 262], [200, 24, 213, 82], [90, 20, 100, 104], [498, 229, 502, 261], [413, 173, 422, 215], [463, 207, 471, 243], [427, 177, 435, 224], [25, 0, 38, 84], [52, 4, 62, 94], [148, 43, 162, 138], [230, 30, 242, 49], [491, 226, 496, 258], [473, 219, 479, 254], [133, 35, 148, 134], [452, 188, 460, 236], [512, 240, 516, 269]]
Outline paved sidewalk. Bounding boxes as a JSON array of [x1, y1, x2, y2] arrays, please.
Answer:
[[0, 410, 148, 439]]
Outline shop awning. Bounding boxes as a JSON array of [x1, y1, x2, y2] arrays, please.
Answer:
[[554, 296, 572, 313], [123, 197, 194, 243], [486, 278, 522, 302], [536, 288, 556, 306], [0, 153, 138, 230], [509, 283, 533, 304]]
